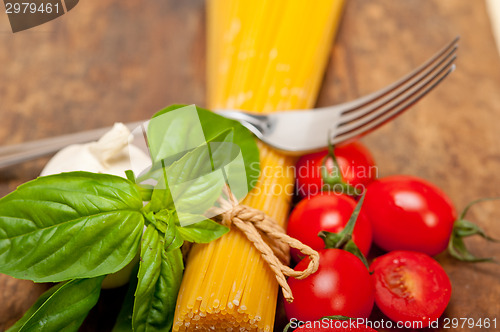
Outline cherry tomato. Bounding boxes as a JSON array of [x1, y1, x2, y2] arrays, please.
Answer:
[[287, 193, 372, 261], [370, 251, 451, 327], [363, 175, 456, 256], [284, 249, 375, 322], [295, 142, 377, 198], [295, 320, 376, 331]]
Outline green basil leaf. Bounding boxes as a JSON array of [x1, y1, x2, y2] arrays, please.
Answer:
[[153, 104, 260, 192], [163, 143, 227, 215], [142, 164, 175, 214], [140, 127, 235, 186], [149, 210, 184, 252], [133, 225, 183, 332], [0, 172, 144, 282], [143, 211, 168, 234], [164, 221, 184, 253], [176, 215, 229, 243], [111, 265, 139, 332], [8, 276, 105, 332], [138, 185, 154, 202], [147, 104, 207, 165], [145, 130, 234, 219]]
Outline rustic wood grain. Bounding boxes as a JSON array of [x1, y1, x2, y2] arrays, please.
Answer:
[[1, 0, 499, 331]]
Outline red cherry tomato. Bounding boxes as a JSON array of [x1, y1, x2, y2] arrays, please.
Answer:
[[284, 249, 375, 322], [295, 320, 377, 331], [287, 193, 372, 261], [363, 175, 457, 256], [295, 142, 377, 198], [370, 251, 452, 328]]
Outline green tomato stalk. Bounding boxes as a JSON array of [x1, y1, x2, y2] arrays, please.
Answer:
[[321, 142, 361, 197], [448, 197, 500, 263], [318, 194, 369, 269]]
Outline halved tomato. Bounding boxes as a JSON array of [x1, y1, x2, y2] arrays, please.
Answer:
[[370, 251, 451, 328]]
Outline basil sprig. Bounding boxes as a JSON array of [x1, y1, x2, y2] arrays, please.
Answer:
[[132, 225, 184, 332], [0, 105, 260, 332], [0, 172, 145, 282]]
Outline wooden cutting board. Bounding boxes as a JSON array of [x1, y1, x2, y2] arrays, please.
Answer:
[[1, 0, 499, 331]]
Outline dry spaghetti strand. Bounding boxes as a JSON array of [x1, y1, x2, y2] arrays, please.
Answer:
[[173, 0, 345, 330]]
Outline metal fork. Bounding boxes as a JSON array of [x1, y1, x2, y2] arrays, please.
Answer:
[[218, 37, 458, 153], [0, 37, 458, 168]]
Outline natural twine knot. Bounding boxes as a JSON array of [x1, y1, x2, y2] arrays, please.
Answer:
[[208, 186, 320, 303]]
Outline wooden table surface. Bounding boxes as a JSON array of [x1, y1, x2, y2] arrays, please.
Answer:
[[1, 0, 499, 331]]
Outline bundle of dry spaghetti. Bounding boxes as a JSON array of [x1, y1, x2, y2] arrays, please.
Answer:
[[173, 0, 344, 330]]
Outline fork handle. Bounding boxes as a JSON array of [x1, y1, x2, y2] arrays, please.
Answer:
[[0, 110, 264, 169], [0, 122, 143, 169]]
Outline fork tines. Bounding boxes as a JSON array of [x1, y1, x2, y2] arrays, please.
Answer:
[[331, 37, 459, 144]]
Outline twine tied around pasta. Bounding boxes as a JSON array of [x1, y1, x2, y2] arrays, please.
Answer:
[[208, 185, 320, 303]]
